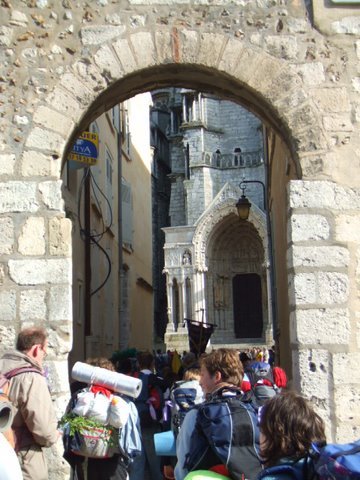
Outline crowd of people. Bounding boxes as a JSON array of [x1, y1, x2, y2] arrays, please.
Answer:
[[0, 326, 328, 480]]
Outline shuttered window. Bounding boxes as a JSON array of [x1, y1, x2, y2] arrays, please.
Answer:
[[122, 178, 133, 248]]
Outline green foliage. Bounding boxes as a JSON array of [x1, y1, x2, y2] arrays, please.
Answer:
[[59, 414, 118, 447]]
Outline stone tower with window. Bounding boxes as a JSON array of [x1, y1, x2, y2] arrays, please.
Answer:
[[151, 88, 272, 352]]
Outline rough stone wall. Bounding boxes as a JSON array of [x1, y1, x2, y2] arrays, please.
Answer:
[[0, 0, 360, 476]]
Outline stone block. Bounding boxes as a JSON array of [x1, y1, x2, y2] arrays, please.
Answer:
[[0, 154, 16, 176], [10, 10, 28, 27], [59, 73, 94, 106], [297, 62, 325, 86], [312, 87, 351, 113], [33, 106, 74, 136], [264, 35, 299, 61], [323, 114, 354, 132], [130, 32, 156, 67], [336, 423, 360, 443], [0, 325, 16, 351], [49, 217, 72, 256], [317, 272, 349, 304], [335, 214, 360, 242], [289, 180, 360, 210], [38, 181, 64, 211], [288, 214, 330, 242], [0, 182, 39, 213], [294, 349, 332, 408], [218, 37, 246, 76], [331, 17, 360, 35], [198, 33, 225, 67], [25, 127, 66, 155], [0, 26, 13, 47], [289, 272, 316, 305], [49, 285, 72, 322], [0, 290, 16, 322], [94, 44, 123, 80], [73, 60, 108, 93], [8, 259, 71, 285], [46, 360, 71, 395], [334, 386, 360, 422], [20, 289, 46, 321], [113, 38, 137, 74], [291, 308, 350, 345], [47, 326, 72, 358], [179, 30, 198, 64], [333, 352, 360, 384], [0, 217, 14, 255], [46, 86, 81, 118], [80, 25, 125, 46], [18, 217, 46, 256], [155, 30, 172, 64], [290, 246, 349, 269], [21, 150, 61, 178]]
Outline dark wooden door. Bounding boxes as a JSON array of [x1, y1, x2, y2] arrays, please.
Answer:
[[233, 273, 263, 338]]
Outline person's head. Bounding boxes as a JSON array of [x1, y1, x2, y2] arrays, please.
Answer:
[[199, 348, 243, 394], [86, 357, 115, 371], [16, 327, 48, 367], [137, 351, 155, 370], [183, 367, 201, 382], [259, 391, 326, 467], [239, 351, 251, 368]]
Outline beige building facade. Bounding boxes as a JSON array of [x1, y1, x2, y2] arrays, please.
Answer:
[[62, 94, 154, 366], [0, 1, 360, 477]]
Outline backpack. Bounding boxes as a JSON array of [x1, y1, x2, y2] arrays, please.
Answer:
[[0, 366, 42, 449], [170, 379, 204, 436], [258, 441, 360, 480], [312, 440, 360, 479], [184, 388, 262, 480], [134, 372, 164, 426], [245, 362, 287, 407]]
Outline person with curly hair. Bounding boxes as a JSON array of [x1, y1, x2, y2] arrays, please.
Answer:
[[258, 390, 326, 480]]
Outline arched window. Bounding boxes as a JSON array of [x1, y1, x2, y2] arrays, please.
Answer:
[[215, 149, 221, 167], [234, 147, 242, 167]]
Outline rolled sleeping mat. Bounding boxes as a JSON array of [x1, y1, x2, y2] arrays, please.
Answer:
[[154, 430, 177, 456], [71, 361, 142, 399], [0, 399, 14, 433]]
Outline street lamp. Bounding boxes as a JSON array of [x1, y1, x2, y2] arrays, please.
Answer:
[[235, 178, 277, 345], [236, 185, 252, 220], [236, 180, 266, 220]]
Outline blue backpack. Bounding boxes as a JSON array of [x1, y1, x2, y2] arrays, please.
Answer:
[[312, 440, 360, 479], [258, 440, 360, 480]]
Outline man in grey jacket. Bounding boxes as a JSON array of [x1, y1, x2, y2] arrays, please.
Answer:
[[0, 327, 60, 480]]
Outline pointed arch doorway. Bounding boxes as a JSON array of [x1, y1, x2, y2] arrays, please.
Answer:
[[206, 212, 271, 346]]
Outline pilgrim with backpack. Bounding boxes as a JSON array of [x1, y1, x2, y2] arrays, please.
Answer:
[[257, 390, 360, 480]]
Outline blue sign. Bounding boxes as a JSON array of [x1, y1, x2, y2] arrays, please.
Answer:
[[68, 132, 99, 166]]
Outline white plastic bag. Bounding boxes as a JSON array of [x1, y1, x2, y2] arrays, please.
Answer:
[[72, 390, 94, 417], [87, 393, 111, 424], [108, 395, 130, 428], [72, 389, 111, 425]]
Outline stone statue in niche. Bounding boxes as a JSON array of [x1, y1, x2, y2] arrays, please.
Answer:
[[213, 275, 229, 310], [182, 250, 191, 265]]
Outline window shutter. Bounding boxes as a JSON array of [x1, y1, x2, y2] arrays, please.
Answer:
[[122, 178, 133, 247]]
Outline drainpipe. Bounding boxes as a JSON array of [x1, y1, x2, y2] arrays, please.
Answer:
[[117, 109, 123, 350], [263, 125, 278, 350], [84, 167, 91, 353]]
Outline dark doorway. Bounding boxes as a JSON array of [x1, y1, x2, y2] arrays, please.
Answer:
[[233, 273, 263, 338]]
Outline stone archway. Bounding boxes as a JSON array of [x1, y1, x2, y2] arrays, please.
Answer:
[[1, 5, 360, 474]]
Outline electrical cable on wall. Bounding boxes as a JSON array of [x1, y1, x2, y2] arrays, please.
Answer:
[[77, 167, 113, 296]]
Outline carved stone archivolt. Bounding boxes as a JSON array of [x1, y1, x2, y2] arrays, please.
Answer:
[[193, 184, 267, 271]]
